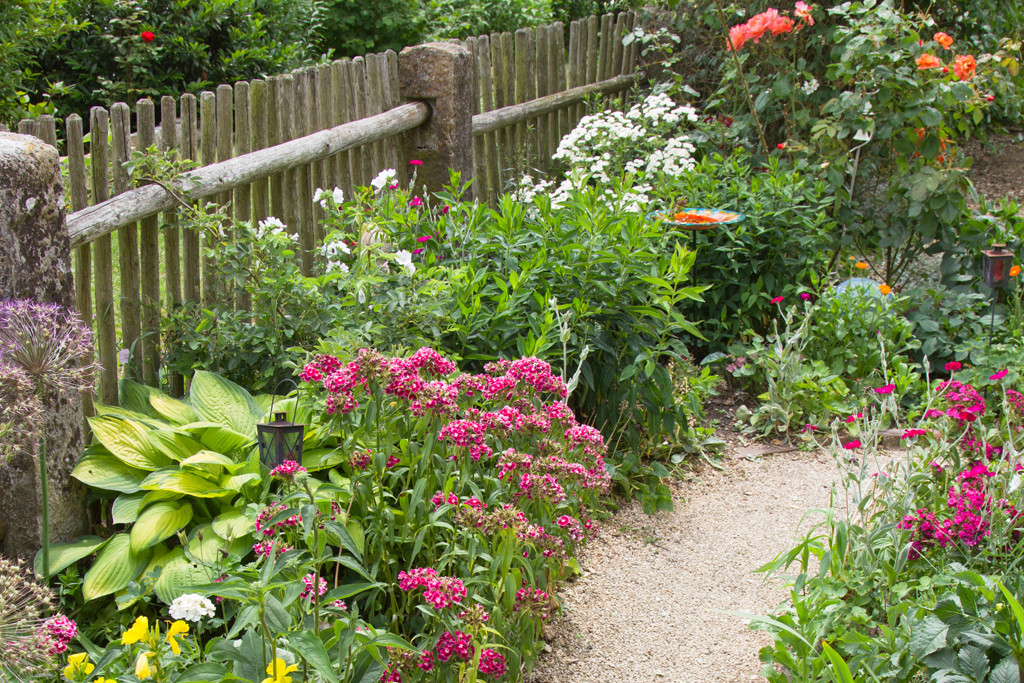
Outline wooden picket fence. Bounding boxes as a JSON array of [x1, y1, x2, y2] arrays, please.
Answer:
[[15, 11, 640, 401]]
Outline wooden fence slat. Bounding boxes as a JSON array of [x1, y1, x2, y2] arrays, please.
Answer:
[[466, 36, 483, 198], [136, 99, 161, 387], [216, 85, 234, 302], [535, 28, 550, 169], [514, 28, 535, 171], [89, 107, 117, 405], [586, 16, 600, 87], [598, 13, 614, 83], [317, 63, 336, 216], [267, 76, 285, 221], [250, 79, 270, 228], [365, 55, 385, 179], [626, 11, 640, 75], [545, 24, 560, 165], [66, 113, 95, 416], [612, 12, 626, 79], [234, 81, 253, 311], [331, 60, 354, 198], [501, 32, 516, 177], [569, 20, 582, 127], [180, 94, 201, 306], [385, 51, 402, 174], [553, 22, 567, 154], [111, 102, 141, 383], [66, 114, 91, 323], [37, 115, 57, 149], [351, 58, 371, 186], [477, 34, 499, 201], [307, 67, 326, 248], [17, 119, 38, 136], [160, 95, 184, 397], [294, 69, 315, 275], [199, 91, 218, 305], [277, 74, 299, 247], [487, 33, 506, 188]]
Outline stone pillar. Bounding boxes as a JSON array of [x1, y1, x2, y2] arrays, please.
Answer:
[[399, 42, 476, 199], [0, 132, 88, 560]]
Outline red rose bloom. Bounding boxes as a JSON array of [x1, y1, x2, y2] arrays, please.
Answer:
[[141, 30, 155, 43]]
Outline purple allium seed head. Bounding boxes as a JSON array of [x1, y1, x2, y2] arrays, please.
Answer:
[[0, 557, 58, 676], [0, 299, 100, 397]]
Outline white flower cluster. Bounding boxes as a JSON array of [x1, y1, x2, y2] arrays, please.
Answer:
[[394, 249, 416, 276], [802, 78, 819, 95], [320, 239, 351, 273], [254, 216, 296, 241], [168, 593, 216, 622], [371, 168, 397, 192], [313, 186, 345, 208], [514, 174, 651, 214], [525, 93, 699, 210]]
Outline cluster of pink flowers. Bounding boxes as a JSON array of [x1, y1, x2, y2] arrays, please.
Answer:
[[727, 3, 813, 51], [478, 649, 507, 677], [39, 614, 77, 655], [934, 379, 986, 425], [435, 630, 474, 662], [430, 491, 459, 508], [556, 514, 586, 542], [270, 460, 306, 480], [300, 573, 328, 600], [514, 586, 557, 622], [253, 502, 300, 555], [397, 568, 467, 609], [380, 647, 436, 682], [898, 462, 1016, 558]]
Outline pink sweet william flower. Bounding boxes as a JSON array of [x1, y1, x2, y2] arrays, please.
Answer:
[[874, 383, 896, 395], [270, 460, 306, 480], [478, 649, 507, 677], [556, 515, 573, 527], [770, 296, 784, 304], [300, 573, 328, 600], [945, 361, 961, 372], [843, 440, 861, 450], [991, 369, 1008, 381], [924, 409, 944, 418]]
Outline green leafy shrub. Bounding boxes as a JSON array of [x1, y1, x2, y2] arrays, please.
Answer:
[[24, 0, 320, 126]]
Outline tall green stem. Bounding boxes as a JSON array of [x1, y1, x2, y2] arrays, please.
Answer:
[[713, 0, 770, 156], [39, 435, 49, 578]]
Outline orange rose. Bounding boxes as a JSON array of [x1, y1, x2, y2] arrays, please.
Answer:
[[934, 32, 953, 50], [953, 54, 976, 81], [916, 53, 942, 70], [1011, 265, 1022, 277]]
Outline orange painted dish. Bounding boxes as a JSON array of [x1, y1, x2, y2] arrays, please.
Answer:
[[650, 207, 744, 230]]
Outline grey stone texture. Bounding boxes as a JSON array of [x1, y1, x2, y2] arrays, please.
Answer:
[[399, 42, 476, 198], [0, 132, 88, 560]]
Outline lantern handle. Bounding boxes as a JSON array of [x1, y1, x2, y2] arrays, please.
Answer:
[[268, 378, 300, 421]]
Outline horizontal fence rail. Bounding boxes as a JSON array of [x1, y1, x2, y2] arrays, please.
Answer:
[[67, 102, 430, 248], [12, 11, 640, 400]]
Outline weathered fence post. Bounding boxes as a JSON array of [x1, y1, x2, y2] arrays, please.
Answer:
[[0, 132, 87, 560], [399, 42, 476, 198]]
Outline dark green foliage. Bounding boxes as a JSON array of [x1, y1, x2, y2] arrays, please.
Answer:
[[21, 0, 321, 126], [319, 0, 424, 56]]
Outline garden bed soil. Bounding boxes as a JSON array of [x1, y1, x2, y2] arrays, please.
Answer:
[[963, 131, 1024, 207], [526, 442, 840, 683]]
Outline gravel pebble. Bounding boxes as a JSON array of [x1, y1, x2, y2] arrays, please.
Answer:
[[527, 449, 839, 683]]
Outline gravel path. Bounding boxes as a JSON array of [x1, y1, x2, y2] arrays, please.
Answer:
[[527, 447, 840, 683]]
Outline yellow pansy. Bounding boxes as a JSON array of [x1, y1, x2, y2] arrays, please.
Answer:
[[261, 657, 299, 683], [121, 615, 151, 646], [166, 620, 189, 656], [62, 652, 94, 681], [135, 651, 154, 680]]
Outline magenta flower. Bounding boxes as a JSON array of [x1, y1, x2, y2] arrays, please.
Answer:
[[799, 292, 811, 300], [901, 428, 928, 439], [770, 296, 784, 304], [417, 235, 431, 242], [844, 412, 863, 424], [990, 369, 1008, 381], [300, 573, 328, 600], [270, 460, 306, 480], [874, 384, 896, 395], [945, 361, 961, 372], [842, 440, 861, 450], [409, 159, 423, 166], [412, 248, 425, 255], [478, 649, 507, 677], [409, 197, 424, 207], [441, 205, 450, 215]]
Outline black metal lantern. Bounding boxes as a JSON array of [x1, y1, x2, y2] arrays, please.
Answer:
[[982, 244, 1014, 289], [256, 380, 305, 468]]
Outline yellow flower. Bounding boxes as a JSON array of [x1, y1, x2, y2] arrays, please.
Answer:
[[855, 261, 869, 270], [122, 615, 151, 646], [879, 284, 892, 295], [261, 657, 299, 683], [135, 651, 154, 680], [62, 652, 94, 681], [166, 620, 189, 656]]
